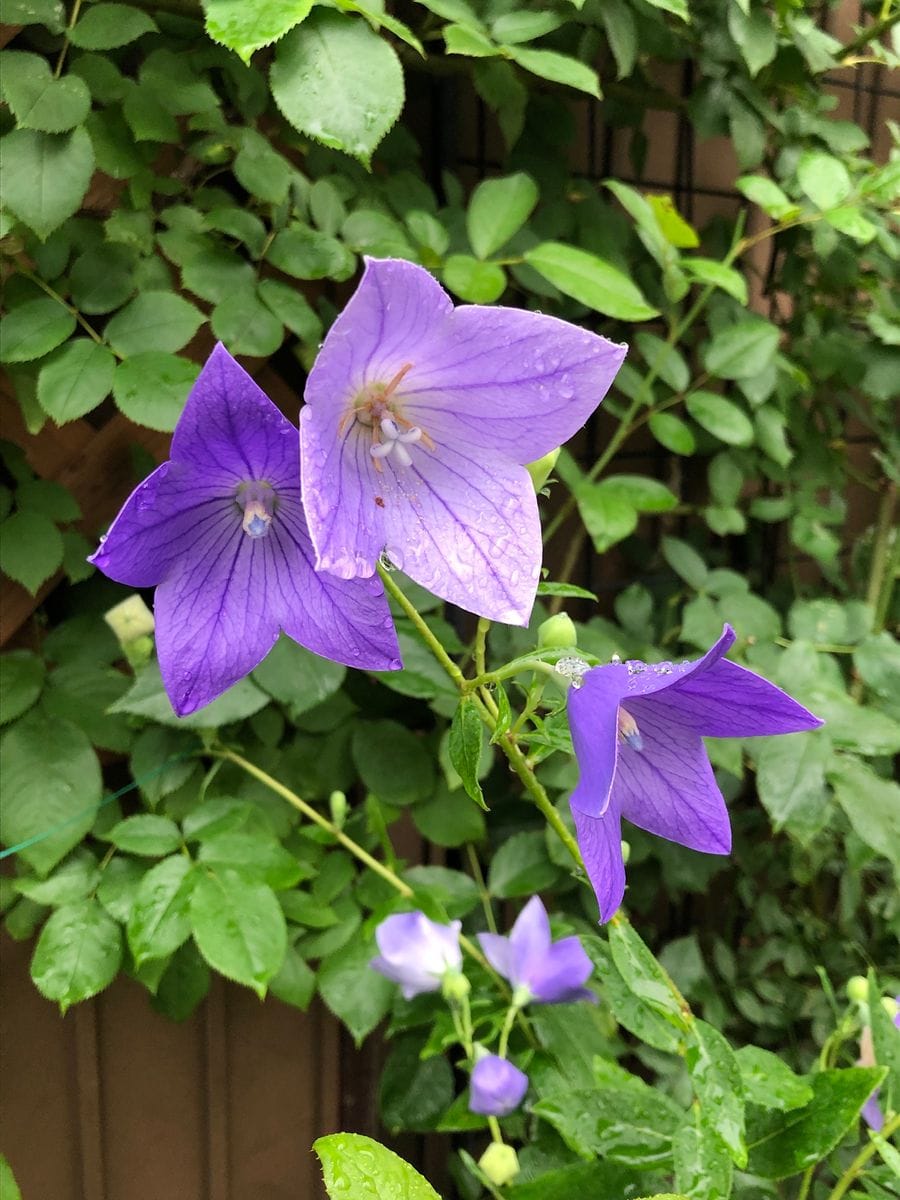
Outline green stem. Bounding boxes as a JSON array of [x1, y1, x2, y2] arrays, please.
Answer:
[[467, 844, 497, 934], [18, 265, 110, 350], [852, 482, 897, 699], [827, 1112, 900, 1200], [377, 564, 465, 687], [467, 659, 561, 690], [840, 9, 900, 58], [53, 0, 84, 78], [498, 999, 520, 1059], [474, 618, 490, 678], [796, 1165, 815, 1200], [486, 1116, 505, 1146]]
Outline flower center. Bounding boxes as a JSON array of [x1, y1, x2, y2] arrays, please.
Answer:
[[617, 707, 643, 751], [236, 480, 275, 539], [340, 363, 434, 470]]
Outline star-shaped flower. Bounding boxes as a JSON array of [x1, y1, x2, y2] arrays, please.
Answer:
[[370, 911, 463, 999], [90, 344, 400, 716], [478, 896, 594, 1005], [567, 625, 823, 921], [299, 257, 627, 624]]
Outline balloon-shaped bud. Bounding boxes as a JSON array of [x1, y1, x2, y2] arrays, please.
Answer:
[[329, 791, 348, 829], [478, 1143, 520, 1186], [846, 976, 868, 1004], [537, 612, 577, 650]]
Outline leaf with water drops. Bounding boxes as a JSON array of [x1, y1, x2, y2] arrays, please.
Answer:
[[30, 898, 122, 1012], [314, 1132, 441, 1200]]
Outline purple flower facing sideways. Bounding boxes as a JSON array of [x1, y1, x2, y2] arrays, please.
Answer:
[[300, 257, 627, 625], [469, 1055, 529, 1117], [859, 999, 900, 1131], [568, 624, 823, 922], [90, 344, 400, 716], [478, 896, 594, 1005], [370, 911, 463, 999]]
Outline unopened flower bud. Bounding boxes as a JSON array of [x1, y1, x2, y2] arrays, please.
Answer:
[[104, 595, 155, 647], [478, 1143, 520, 1186], [537, 613, 577, 650], [329, 790, 347, 829], [124, 633, 154, 670], [881, 995, 899, 1022], [526, 448, 560, 492], [846, 976, 868, 1004], [469, 1055, 528, 1116]]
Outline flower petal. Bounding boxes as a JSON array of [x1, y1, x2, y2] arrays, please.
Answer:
[[615, 697, 732, 855], [661, 657, 823, 737], [402, 306, 627, 464], [269, 492, 400, 671], [570, 796, 626, 923], [568, 666, 623, 817], [171, 343, 298, 489], [526, 936, 595, 1004], [303, 258, 453, 421], [478, 932, 513, 980], [88, 461, 228, 588], [509, 895, 552, 971]]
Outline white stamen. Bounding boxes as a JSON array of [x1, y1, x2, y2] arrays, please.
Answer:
[[370, 417, 423, 467]]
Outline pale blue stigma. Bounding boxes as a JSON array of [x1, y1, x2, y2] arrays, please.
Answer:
[[622, 730, 644, 751], [236, 480, 275, 538], [617, 707, 643, 752], [244, 513, 269, 538]]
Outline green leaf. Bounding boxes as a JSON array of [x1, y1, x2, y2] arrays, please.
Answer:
[[257, 279, 322, 342], [113, 352, 200, 431], [30, 898, 122, 1012], [0, 127, 94, 239], [703, 319, 780, 381], [728, 5, 776, 76], [412, 781, 486, 847], [442, 255, 506, 303], [317, 934, 394, 1044], [533, 1085, 681, 1166], [122, 80, 179, 143], [252, 636, 346, 715], [351, 719, 435, 806], [491, 10, 562, 43], [643, 0, 688, 19], [96, 856, 144, 923], [109, 660, 269, 728], [181, 247, 255, 305], [746, 1067, 887, 1180], [649, 412, 696, 455], [796, 150, 851, 211], [266, 226, 355, 280], [686, 1019, 746, 1165], [314, 1133, 441, 1200], [0, 650, 45, 725], [674, 1113, 733, 1200], [576, 482, 637, 554], [190, 868, 286, 998], [635, 331, 690, 391], [685, 391, 755, 446], [270, 9, 404, 168], [524, 242, 659, 321], [0, 298, 76, 364], [108, 814, 182, 857], [69, 3, 157, 49], [211, 290, 284, 358], [153, 940, 210, 1020], [0, 1153, 22, 1200], [466, 171, 538, 259], [105, 291, 204, 356], [202, 0, 313, 63], [0, 50, 91, 132], [38, 339, 115, 422], [754, 732, 831, 841], [380, 1037, 455, 1132], [828, 756, 900, 871], [489, 830, 558, 898], [608, 918, 690, 1029], [233, 128, 293, 203], [506, 46, 600, 98], [444, 23, 497, 57], [69, 244, 136, 314], [198, 832, 303, 890], [735, 1046, 813, 1112], [736, 176, 798, 221], [0, 509, 63, 594], [0, 0, 64, 30], [16, 851, 99, 906], [825, 205, 877, 245], [601, 474, 678, 513], [683, 257, 748, 305], [269, 944, 316, 1011], [127, 855, 195, 965], [448, 697, 488, 810]]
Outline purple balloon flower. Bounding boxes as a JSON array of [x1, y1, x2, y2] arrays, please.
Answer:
[[370, 911, 463, 999], [469, 1055, 529, 1116], [299, 257, 627, 625], [478, 896, 594, 1005], [859, 999, 900, 1131], [567, 624, 823, 922], [90, 344, 400, 716]]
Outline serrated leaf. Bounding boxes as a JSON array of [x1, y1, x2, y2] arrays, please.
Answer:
[[0, 651, 45, 725], [0, 50, 91, 132], [315, 1133, 441, 1200], [202, 0, 313, 63], [506, 45, 600, 98], [107, 814, 182, 857], [105, 291, 204, 357], [448, 697, 487, 810], [466, 171, 538, 259], [270, 10, 403, 168], [0, 299, 76, 364], [317, 934, 394, 1044], [38, 339, 115, 422], [0, 510, 64, 593], [190, 868, 286, 998], [0, 127, 94, 239], [113, 352, 200, 431], [127, 855, 195, 965], [69, 3, 157, 49], [30, 899, 122, 1011]]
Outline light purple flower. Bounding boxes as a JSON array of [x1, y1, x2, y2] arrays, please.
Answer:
[[859, 998, 900, 1131], [299, 257, 627, 625], [89, 344, 400, 716], [567, 625, 823, 922], [469, 1055, 529, 1116], [370, 911, 463, 999], [478, 896, 594, 1005]]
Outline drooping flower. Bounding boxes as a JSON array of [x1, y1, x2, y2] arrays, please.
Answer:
[[299, 257, 627, 625], [478, 896, 594, 1005], [370, 911, 463, 999], [567, 625, 823, 922], [89, 344, 400, 716], [469, 1054, 529, 1116]]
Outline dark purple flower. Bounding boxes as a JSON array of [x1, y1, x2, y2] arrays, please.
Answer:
[[299, 257, 627, 625], [478, 896, 594, 1005], [90, 344, 400, 716], [469, 1055, 529, 1116], [568, 625, 823, 922], [370, 911, 463, 999]]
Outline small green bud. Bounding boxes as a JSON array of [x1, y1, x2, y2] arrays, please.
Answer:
[[123, 634, 154, 670], [105, 595, 155, 647], [329, 791, 348, 829], [525, 447, 560, 492], [537, 612, 577, 650], [441, 971, 471, 1004], [620, 839, 631, 865], [881, 995, 899, 1021], [478, 1143, 520, 1187], [846, 976, 868, 1004]]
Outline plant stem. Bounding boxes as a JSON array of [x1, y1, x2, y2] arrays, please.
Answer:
[[53, 0, 84, 78], [377, 564, 465, 687], [474, 618, 490, 678], [498, 1000, 520, 1058], [487, 1116, 505, 1145], [827, 1112, 900, 1200], [467, 844, 497, 934], [840, 9, 900, 57], [17, 265, 109, 349]]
